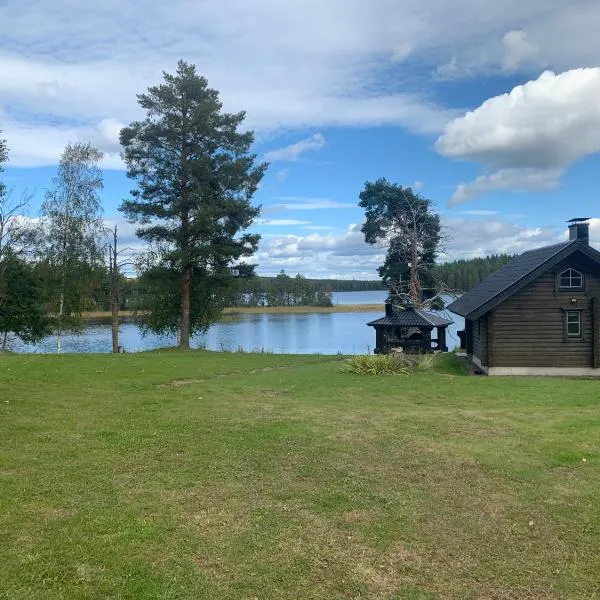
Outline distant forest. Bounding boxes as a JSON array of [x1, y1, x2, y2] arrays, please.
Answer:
[[433, 254, 514, 292], [92, 255, 512, 312]]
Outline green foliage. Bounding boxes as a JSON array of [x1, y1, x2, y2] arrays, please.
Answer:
[[0, 251, 51, 349], [434, 254, 514, 292], [340, 354, 409, 375], [39, 142, 105, 335], [231, 270, 333, 307], [120, 60, 266, 347], [359, 179, 441, 301], [135, 265, 231, 336]]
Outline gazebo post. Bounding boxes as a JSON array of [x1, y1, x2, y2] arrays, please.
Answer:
[[437, 326, 448, 352]]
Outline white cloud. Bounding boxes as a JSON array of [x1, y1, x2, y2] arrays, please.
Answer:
[[264, 134, 325, 162], [459, 210, 500, 216], [301, 225, 336, 231], [2, 117, 125, 168], [412, 180, 424, 191], [254, 219, 312, 226], [502, 30, 539, 71], [440, 218, 563, 260], [273, 169, 289, 183], [252, 216, 600, 277], [6, 0, 600, 168], [449, 168, 563, 206], [96, 213, 600, 279], [431, 2, 600, 79], [270, 197, 356, 211], [436, 68, 600, 203]]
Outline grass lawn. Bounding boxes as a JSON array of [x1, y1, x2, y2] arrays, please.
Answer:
[[1, 351, 599, 599]]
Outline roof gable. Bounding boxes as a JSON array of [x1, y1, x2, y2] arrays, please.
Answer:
[[447, 241, 600, 320]]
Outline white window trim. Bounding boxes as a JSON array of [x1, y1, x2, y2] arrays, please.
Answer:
[[565, 310, 582, 339], [559, 268, 584, 290]]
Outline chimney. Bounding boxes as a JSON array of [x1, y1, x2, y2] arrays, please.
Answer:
[[568, 218, 590, 244], [385, 301, 394, 316]]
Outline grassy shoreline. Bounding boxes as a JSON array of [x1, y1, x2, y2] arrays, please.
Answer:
[[83, 303, 384, 319], [1, 351, 599, 598]]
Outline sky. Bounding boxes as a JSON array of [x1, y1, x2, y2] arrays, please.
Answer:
[[2, 0, 600, 279]]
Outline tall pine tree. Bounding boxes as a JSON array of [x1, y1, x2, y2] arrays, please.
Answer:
[[359, 179, 441, 304], [120, 61, 266, 349]]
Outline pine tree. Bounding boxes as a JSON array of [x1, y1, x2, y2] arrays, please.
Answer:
[[120, 61, 266, 349], [359, 179, 441, 304]]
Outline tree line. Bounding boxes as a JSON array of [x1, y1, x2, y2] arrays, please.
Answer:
[[432, 255, 514, 292]]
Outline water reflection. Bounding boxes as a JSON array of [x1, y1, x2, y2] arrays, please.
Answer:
[[13, 310, 462, 355], [9, 291, 463, 354]]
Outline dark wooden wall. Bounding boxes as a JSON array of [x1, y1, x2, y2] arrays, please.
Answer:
[[472, 314, 488, 367], [486, 255, 600, 368]]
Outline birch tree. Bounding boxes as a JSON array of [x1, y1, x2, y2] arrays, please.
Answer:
[[40, 142, 105, 352]]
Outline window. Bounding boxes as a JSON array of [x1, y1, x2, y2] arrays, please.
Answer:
[[559, 268, 584, 290], [565, 310, 582, 339]]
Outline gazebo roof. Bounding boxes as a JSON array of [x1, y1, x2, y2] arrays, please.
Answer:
[[367, 307, 453, 328]]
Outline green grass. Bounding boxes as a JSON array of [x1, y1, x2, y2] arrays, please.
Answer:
[[1, 351, 599, 599]]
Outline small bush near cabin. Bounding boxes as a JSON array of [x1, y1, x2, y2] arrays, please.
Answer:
[[341, 354, 409, 375]]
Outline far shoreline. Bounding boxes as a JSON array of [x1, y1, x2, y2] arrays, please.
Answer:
[[83, 303, 384, 320]]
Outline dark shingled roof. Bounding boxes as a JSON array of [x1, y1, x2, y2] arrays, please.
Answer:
[[367, 307, 453, 328], [447, 240, 600, 319]]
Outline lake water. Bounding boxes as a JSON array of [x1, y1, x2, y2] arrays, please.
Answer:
[[9, 290, 464, 354]]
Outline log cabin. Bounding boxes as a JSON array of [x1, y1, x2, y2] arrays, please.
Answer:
[[448, 218, 600, 376]]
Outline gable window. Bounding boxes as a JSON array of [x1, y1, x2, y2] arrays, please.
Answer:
[[565, 310, 582, 339], [559, 268, 584, 290]]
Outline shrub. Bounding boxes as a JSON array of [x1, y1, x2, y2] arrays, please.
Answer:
[[340, 354, 409, 375]]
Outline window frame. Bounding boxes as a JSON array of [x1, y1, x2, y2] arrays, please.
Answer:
[[563, 308, 584, 341], [559, 268, 584, 291]]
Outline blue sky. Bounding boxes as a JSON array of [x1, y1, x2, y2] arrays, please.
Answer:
[[2, 0, 600, 278]]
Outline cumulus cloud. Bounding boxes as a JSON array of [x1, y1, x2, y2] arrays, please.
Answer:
[[252, 216, 600, 277], [436, 68, 600, 204], [92, 213, 600, 279], [264, 134, 325, 162]]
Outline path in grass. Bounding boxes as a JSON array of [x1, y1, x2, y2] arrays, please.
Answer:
[[1, 352, 599, 599]]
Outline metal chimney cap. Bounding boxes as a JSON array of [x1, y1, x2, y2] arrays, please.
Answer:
[[567, 217, 591, 223]]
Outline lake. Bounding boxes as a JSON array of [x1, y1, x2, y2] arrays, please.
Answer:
[[10, 290, 464, 354]]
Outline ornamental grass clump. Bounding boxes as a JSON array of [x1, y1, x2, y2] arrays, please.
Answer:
[[340, 354, 409, 375]]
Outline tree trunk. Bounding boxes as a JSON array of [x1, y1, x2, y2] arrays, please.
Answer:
[[56, 290, 64, 354], [409, 232, 421, 304], [180, 267, 191, 349], [1, 331, 7, 351], [110, 226, 120, 353], [111, 302, 119, 353]]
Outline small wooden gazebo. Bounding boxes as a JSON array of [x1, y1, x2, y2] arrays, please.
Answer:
[[367, 301, 453, 354]]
